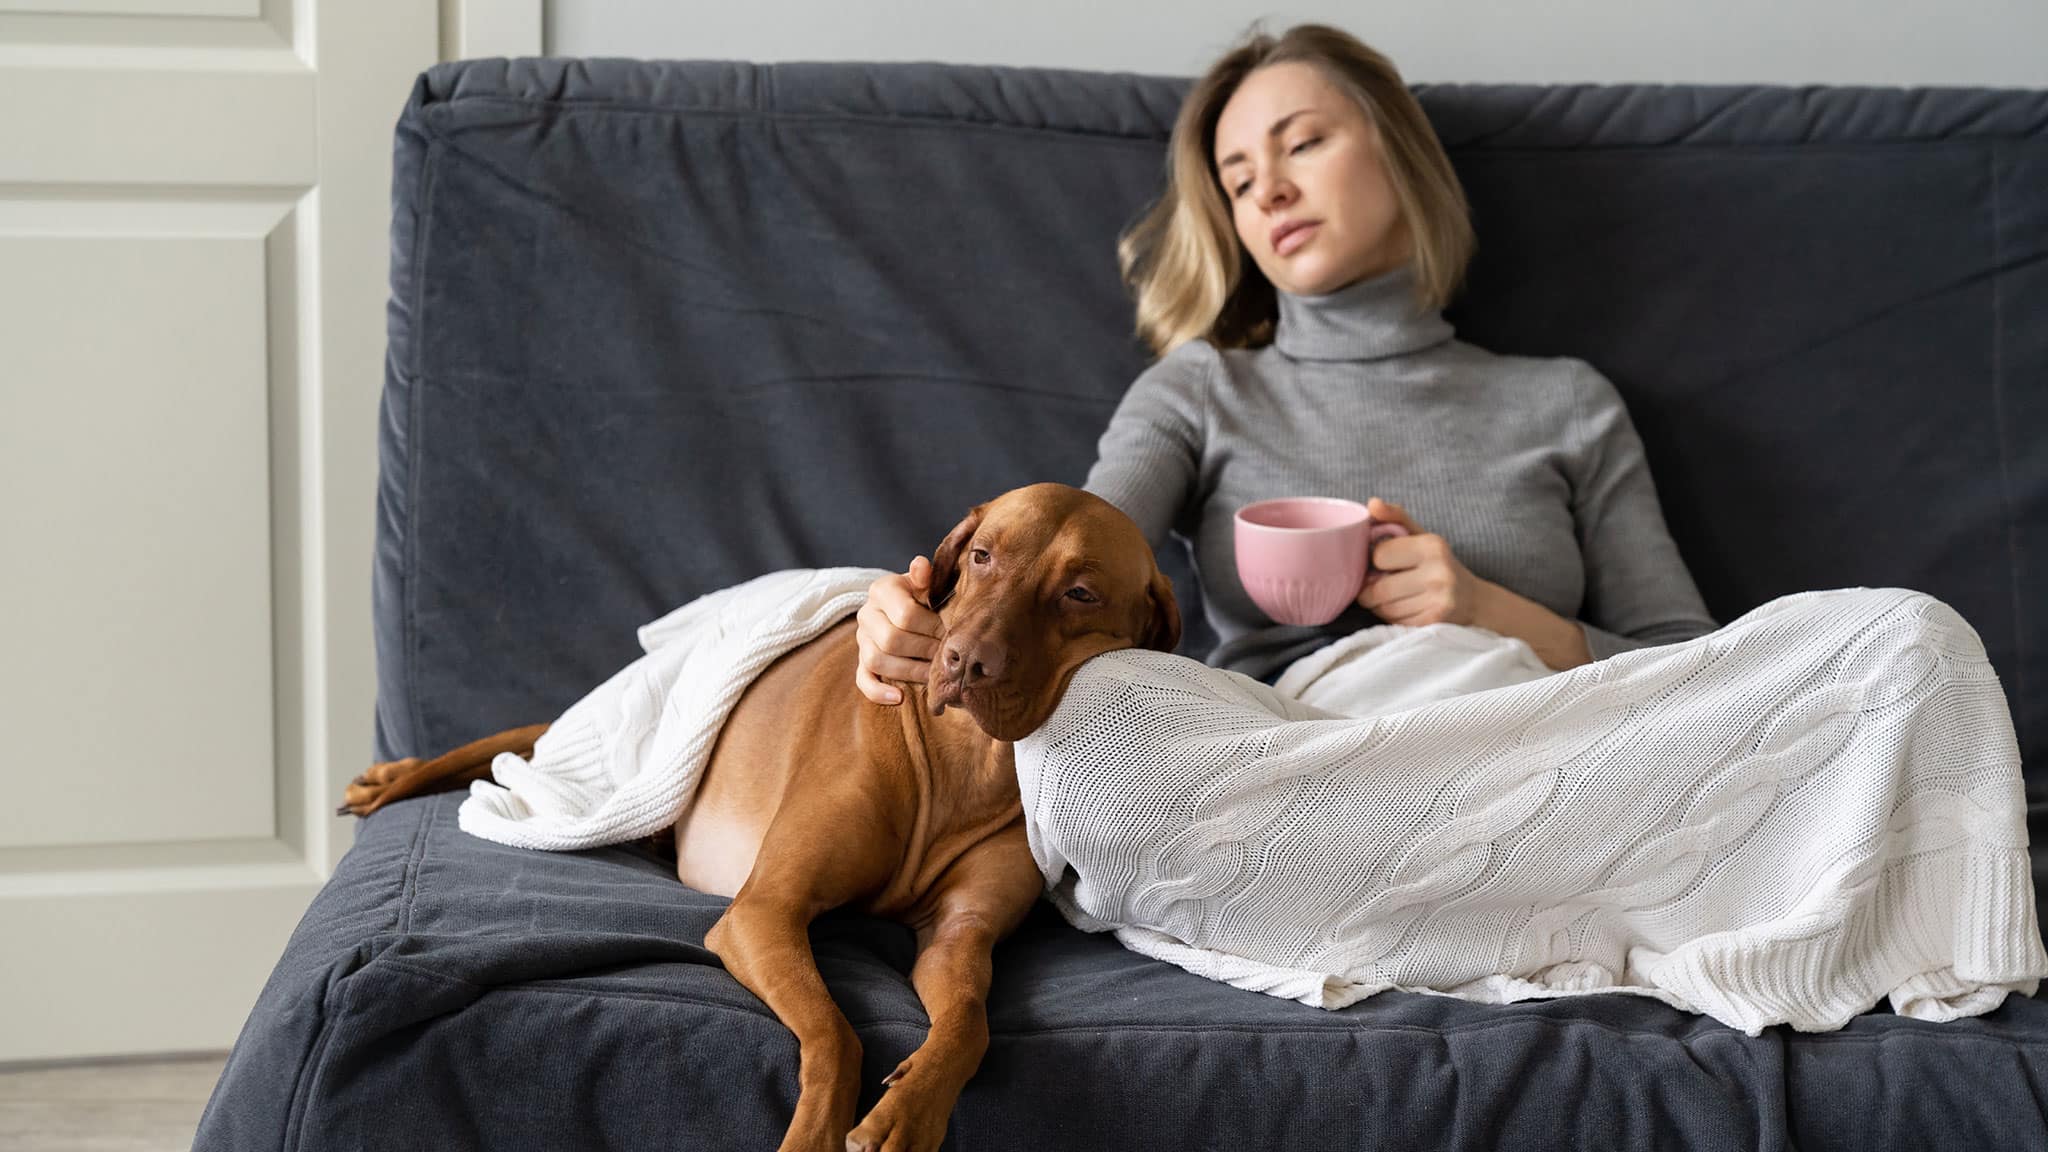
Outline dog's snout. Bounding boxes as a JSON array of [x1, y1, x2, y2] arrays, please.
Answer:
[[944, 637, 1007, 684]]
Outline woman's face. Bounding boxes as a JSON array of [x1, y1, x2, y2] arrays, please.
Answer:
[[1212, 61, 1410, 297]]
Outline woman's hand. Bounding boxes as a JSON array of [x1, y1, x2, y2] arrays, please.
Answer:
[[1355, 498, 1487, 627], [1356, 497, 1593, 670], [855, 557, 944, 705]]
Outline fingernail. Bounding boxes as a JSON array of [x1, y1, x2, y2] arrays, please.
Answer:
[[885, 690, 901, 704]]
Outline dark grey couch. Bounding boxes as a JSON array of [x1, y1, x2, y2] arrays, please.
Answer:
[[194, 59, 2048, 1150]]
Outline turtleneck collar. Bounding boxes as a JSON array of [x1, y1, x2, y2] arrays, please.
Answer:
[[1272, 263, 1454, 362]]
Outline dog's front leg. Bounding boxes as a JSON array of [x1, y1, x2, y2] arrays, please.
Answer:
[[703, 806, 897, 1152], [847, 827, 1042, 1152], [707, 896, 864, 1152]]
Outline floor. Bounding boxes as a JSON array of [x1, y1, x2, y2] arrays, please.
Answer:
[[0, 1053, 227, 1152]]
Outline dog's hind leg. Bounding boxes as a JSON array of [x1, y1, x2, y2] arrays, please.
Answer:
[[338, 723, 549, 817]]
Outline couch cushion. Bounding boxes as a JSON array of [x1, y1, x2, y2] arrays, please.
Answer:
[[198, 794, 2048, 1151]]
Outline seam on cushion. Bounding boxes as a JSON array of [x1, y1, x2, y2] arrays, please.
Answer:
[[422, 96, 1173, 147], [396, 800, 435, 937], [426, 364, 1124, 409], [373, 955, 483, 988], [381, 958, 733, 997], [435, 974, 2048, 1051], [404, 138, 442, 758], [280, 939, 384, 1152], [278, 981, 336, 1152], [737, 372, 1121, 406], [988, 1022, 2048, 1049], [422, 97, 2048, 152], [1448, 139, 2012, 158], [374, 802, 431, 938], [1988, 140, 2027, 769]]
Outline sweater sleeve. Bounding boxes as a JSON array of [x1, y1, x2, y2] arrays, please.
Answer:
[[1081, 340, 1214, 549], [1564, 361, 1719, 660]]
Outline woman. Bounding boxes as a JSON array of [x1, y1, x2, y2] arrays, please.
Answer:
[[825, 26, 2045, 1031], [856, 23, 1717, 705]]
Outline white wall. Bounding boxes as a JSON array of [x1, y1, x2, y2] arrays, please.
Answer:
[[543, 0, 2044, 87]]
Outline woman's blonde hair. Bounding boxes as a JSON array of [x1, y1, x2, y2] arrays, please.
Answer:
[[1119, 24, 1475, 355]]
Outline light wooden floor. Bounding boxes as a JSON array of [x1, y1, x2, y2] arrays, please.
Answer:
[[0, 1053, 227, 1152]]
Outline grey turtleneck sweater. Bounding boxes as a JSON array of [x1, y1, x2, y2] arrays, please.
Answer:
[[1083, 264, 1717, 680]]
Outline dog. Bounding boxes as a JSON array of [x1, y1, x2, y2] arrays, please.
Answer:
[[339, 482, 1180, 1152]]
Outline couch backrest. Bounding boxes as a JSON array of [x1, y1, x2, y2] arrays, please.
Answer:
[[374, 59, 2048, 801]]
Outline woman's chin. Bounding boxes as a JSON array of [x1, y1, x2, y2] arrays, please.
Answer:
[[1266, 245, 1411, 299], [1269, 256, 1356, 297]]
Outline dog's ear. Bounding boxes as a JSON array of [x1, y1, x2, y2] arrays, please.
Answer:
[[926, 504, 985, 610], [1141, 569, 1182, 654]]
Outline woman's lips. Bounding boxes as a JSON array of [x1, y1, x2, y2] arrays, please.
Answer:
[[1272, 220, 1319, 257]]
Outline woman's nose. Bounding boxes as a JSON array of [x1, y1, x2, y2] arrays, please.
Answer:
[[1257, 177, 1296, 212]]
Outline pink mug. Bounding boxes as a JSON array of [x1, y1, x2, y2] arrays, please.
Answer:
[[1234, 497, 1410, 626]]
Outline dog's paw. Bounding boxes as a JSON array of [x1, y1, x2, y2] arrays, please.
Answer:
[[846, 1059, 951, 1152], [336, 758, 421, 817]]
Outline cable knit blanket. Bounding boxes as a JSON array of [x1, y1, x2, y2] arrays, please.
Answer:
[[458, 568, 890, 851], [459, 571, 2044, 1034], [1014, 586, 2047, 1033]]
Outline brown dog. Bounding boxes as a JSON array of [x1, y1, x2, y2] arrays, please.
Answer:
[[340, 482, 1179, 1152]]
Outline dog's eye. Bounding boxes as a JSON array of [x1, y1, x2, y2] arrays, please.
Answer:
[[1064, 587, 1098, 604], [970, 548, 990, 566]]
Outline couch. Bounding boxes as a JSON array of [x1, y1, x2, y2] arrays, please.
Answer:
[[194, 58, 2048, 1150]]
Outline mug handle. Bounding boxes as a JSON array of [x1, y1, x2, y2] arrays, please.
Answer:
[[1365, 520, 1409, 573]]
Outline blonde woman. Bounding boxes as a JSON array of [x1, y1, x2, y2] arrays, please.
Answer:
[[855, 22, 1718, 703], [838, 24, 2047, 1027]]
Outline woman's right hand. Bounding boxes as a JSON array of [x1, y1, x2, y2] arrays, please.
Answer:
[[855, 556, 943, 705]]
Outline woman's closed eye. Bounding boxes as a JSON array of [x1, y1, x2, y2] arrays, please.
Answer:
[[1225, 138, 1323, 197]]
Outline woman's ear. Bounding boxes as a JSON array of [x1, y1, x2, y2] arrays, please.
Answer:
[[1142, 570, 1182, 653], [925, 504, 985, 610]]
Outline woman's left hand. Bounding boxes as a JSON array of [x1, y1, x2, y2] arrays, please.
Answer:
[[1357, 498, 1491, 627]]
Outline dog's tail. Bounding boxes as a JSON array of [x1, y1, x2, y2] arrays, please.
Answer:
[[337, 723, 550, 818]]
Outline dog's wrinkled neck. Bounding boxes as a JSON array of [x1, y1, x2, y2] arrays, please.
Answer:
[[893, 682, 1017, 819]]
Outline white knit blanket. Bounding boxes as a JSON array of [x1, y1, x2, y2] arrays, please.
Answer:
[[457, 567, 890, 850], [1015, 586, 2048, 1033], [460, 572, 2045, 1033]]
